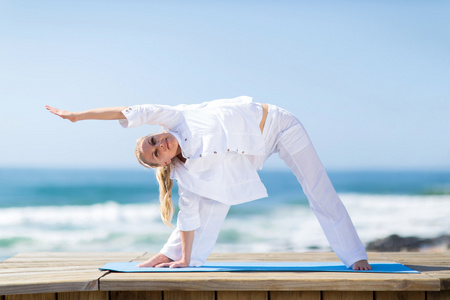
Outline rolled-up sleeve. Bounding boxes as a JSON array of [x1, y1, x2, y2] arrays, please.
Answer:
[[119, 104, 181, 129], [177, 186, 201, 231]]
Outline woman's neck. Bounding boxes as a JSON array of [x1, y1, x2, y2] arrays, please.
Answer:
[[175, 145, 186, 163], [177, 153, 186, 163]]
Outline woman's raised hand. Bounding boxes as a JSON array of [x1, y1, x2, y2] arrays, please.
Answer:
[[45, 105, 79, 122]]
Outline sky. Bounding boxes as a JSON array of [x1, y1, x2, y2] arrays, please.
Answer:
[[1, 1, 449, 171]]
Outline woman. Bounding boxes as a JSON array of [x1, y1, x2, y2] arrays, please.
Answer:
[[46, 96, 371, 270]]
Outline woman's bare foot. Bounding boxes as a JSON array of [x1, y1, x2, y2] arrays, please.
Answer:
[[352, 259, 372, 270]]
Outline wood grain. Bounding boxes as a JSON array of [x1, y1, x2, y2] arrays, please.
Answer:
[[110, 291, 162, 300], [322, 291, 373, 300], [216, 291, 268, 300], [5, 294, 56, 300], [0, 252, 449, 297], [270, 291, 320, 300], [427, 290, 450, 300], [381, 252, 450, 291], [0, 252, 144, 296], [374, 291, 425, 300], [58, 291, 109, 300], [99, 270, 438, 292], [163, 291, 215, 300]]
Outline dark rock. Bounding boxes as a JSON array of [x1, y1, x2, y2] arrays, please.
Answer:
[[366, 234, 450, 252]]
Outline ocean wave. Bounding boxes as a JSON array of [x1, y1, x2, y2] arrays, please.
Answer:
[[1, 194, 449, 259]]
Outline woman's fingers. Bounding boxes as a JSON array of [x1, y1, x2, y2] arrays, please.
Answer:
[[45, 105, 62, 114], [153, 261, 189, 268], [137, 253, 173, 268], [46, 105, 65, 118], [45, 105, 59, 115], [169, 261, 189, 268], [154, 262, 172, 268], [45, 105, 77, 122], [137, 260, 155, 268]]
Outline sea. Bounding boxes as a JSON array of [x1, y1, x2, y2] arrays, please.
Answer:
[[1, 168, 449, 261]]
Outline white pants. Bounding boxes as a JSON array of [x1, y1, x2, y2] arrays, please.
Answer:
[[160, 105, 368, 268]]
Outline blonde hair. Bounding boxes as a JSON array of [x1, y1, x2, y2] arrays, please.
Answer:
[[135, 135, 174, 227]]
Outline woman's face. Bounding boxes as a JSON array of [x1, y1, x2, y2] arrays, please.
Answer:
[[141, 132, 180, 167]]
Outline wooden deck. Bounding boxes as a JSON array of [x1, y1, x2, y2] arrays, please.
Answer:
[[0, 252, 449, 299]]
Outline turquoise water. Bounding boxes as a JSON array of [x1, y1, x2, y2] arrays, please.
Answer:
[[2, 168, 448, 207], [1, 168, 449, 261]]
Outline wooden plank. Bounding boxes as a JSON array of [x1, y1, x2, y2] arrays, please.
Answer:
[[101, 252, 440, 292], [0, 271, 102, 295], [3, 252, 145, 265], [164, 291, 215, 300], [217, 291, 268, 300], [99, 270, 439, 292], [110, 291, 162, 300], [427, 291, 450, 300], [0, 252, 145, 296], [5, 294, 56, 300], [58, 291, 109, 300], [0, 252, 146, 273], [1, 252, 448, 296], [374, 291, 425, 300], [270, 291, 320, 300], [4, 252, 135, 260], [380, 252, 450, 291], [322, 291, 373, 300]]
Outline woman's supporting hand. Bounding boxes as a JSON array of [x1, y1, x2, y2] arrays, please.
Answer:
[[45, 105, 79, 122], [154, 259, 190, 268], [137, 253, 173, 268], [138, 230, 194, 269], [352, 259, 372, 270]]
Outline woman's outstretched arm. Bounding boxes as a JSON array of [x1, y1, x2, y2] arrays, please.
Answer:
[[45, 105, 128, 122]]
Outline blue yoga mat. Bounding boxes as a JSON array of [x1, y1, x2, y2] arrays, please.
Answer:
[[99, 261, 419, 273]]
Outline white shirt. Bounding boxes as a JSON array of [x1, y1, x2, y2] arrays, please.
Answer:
[[119, 96, 269, 230]]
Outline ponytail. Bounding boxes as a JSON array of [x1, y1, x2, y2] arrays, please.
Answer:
[[156, 165, 174, 227], [135, 135, 174, 227]]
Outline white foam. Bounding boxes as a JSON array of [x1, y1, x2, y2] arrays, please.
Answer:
[[216, 193, 450, 252], [1, 194, 449, 258], [0, 202, 173, 257]]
